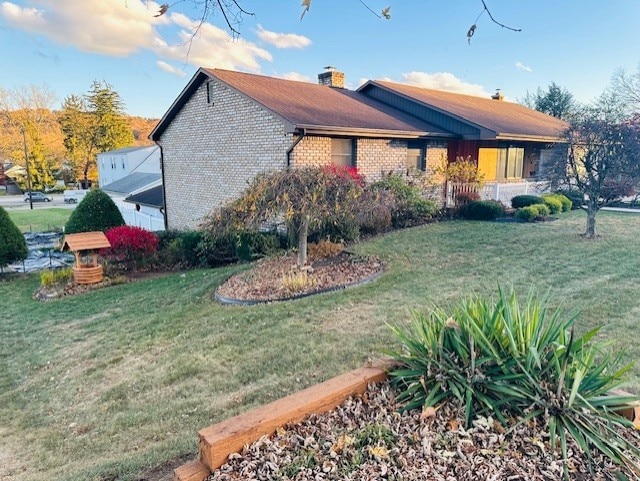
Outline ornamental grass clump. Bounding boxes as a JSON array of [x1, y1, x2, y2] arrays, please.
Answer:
[[388, 288, 640, 479]]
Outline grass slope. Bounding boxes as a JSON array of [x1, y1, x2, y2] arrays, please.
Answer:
[[1, 210, 639, 480], [8, 208, 72, 233]]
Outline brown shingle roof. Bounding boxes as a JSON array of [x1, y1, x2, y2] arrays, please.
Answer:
[[61, 232, 111, 252], [369, 80, 568, 140], [206, 69, 451, 136]]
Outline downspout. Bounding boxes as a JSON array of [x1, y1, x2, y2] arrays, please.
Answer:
[[155, 140, 169, 231], [286, 129, 306, 168]]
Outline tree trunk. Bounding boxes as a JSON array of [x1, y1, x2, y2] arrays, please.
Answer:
[[585, 198, 598, 238], [297, 217, 309, 268]]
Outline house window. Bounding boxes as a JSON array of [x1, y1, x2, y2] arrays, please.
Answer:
[[496, 145, 524, 180], [331, 138, 355, 167], [406, 141, 424, 171]]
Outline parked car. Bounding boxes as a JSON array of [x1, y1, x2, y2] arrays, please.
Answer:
[[24, 191, 53, 202], [63, 189, 89, 204]]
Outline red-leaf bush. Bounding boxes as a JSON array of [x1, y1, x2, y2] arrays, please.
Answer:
[[322, 165, 365, 186], [103, 225, 159, 271]]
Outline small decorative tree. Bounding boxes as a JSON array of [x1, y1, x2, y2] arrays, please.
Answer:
[[0, 206, 28, 270], [201, 166, 366, 268], [547, 93, 640, 237], [64, 189, 125, 234]]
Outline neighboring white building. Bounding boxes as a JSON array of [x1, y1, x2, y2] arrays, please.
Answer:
[[97, 146, 160, 187], [98, 145, 165, 231]]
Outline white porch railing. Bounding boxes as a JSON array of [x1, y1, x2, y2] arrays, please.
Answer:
[[446, 180, 548, 208]]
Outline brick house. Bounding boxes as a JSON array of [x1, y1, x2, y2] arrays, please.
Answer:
[[151, 68, 566, 230]]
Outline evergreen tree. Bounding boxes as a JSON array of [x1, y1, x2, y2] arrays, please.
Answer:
[[59, 82, 134, 186], [64, 190, 125, 234], [0, 206, 28, 268], [86, 81, 134, 154], [522, 82, 576, 120]]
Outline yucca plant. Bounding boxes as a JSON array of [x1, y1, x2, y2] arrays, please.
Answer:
[[387, 288, 640, 479]]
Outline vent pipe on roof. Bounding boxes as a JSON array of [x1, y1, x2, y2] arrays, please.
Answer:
[[491, 89, 504, 101], [318, 66, 345, 89]]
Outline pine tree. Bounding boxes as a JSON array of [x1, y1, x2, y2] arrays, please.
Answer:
[[0, 206, 28, 268]]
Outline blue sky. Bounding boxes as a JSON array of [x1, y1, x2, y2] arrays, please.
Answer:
[[1, 0, 639, 118]]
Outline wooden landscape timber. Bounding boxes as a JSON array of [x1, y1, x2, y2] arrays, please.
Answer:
[[174, 364, 388, 481], [174, 362, 640, 481]]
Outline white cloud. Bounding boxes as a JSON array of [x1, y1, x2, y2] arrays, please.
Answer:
[[278, 71, 312, 83], [396, 71, 492, 97], [256, 25, 311, 49], [0, 0, 273, 73], [515, 62, 532, 72], [156, 61, 187, 77], [1, 0, 161, 56]]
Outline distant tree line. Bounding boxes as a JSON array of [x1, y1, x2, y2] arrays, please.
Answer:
[[0, 82, 157, 191]]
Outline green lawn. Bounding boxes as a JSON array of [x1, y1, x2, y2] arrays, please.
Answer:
[[8, 208, 72, 233], [1, 210, 640, 481]]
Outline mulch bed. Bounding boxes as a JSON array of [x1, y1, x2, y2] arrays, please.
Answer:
[[206, 380, 639, 481], [215, 252, 384, 303]]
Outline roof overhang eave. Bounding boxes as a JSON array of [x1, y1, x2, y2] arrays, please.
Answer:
[[494, 133, 565, 143], [295, 125, 457, 139]]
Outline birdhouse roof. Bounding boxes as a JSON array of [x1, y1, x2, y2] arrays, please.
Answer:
[[61, 232, 111, 252]]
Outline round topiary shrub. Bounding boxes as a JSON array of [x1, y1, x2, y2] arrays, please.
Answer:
[[64, 190, 125, 234], [0, 206, 28, 268], [511, 195, 544, 209], [548, 193, 572, 212], [541, 195, 562, 214], [531, 203, 550, 217], [515, 205, 539, 222], [557, 189, 583, 209], [458, 200, 505, 221]]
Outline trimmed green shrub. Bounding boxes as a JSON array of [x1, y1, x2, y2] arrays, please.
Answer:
[[531, 203, 550, 217], [553, 193, 572, 212], [541, 194, 563, 214], [557, 189, 583, 209], [196, 230, 280, 267], [457, 200, 505, 221], [0, 206, 28, 268], [157, 230, 204, 268], [515, 205, 538, 222], [388, 288, 640, 478], [511, 194, 544, 209], [64, 190, 125, 234]]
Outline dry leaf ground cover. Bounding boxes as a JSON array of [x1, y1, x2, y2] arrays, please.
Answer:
[[216, 251, 383, 303], [2, 211, 640, 481], [207, 381, 638, 481]]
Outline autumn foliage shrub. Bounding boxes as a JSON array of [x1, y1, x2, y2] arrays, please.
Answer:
[[103, 225, 159, 271]]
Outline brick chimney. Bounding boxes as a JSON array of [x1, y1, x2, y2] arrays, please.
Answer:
[[491, 89, 504, 101], [318, 66, 345, 88]]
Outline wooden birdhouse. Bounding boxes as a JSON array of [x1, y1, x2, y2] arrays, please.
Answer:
[[61, 232, 111, 285]]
